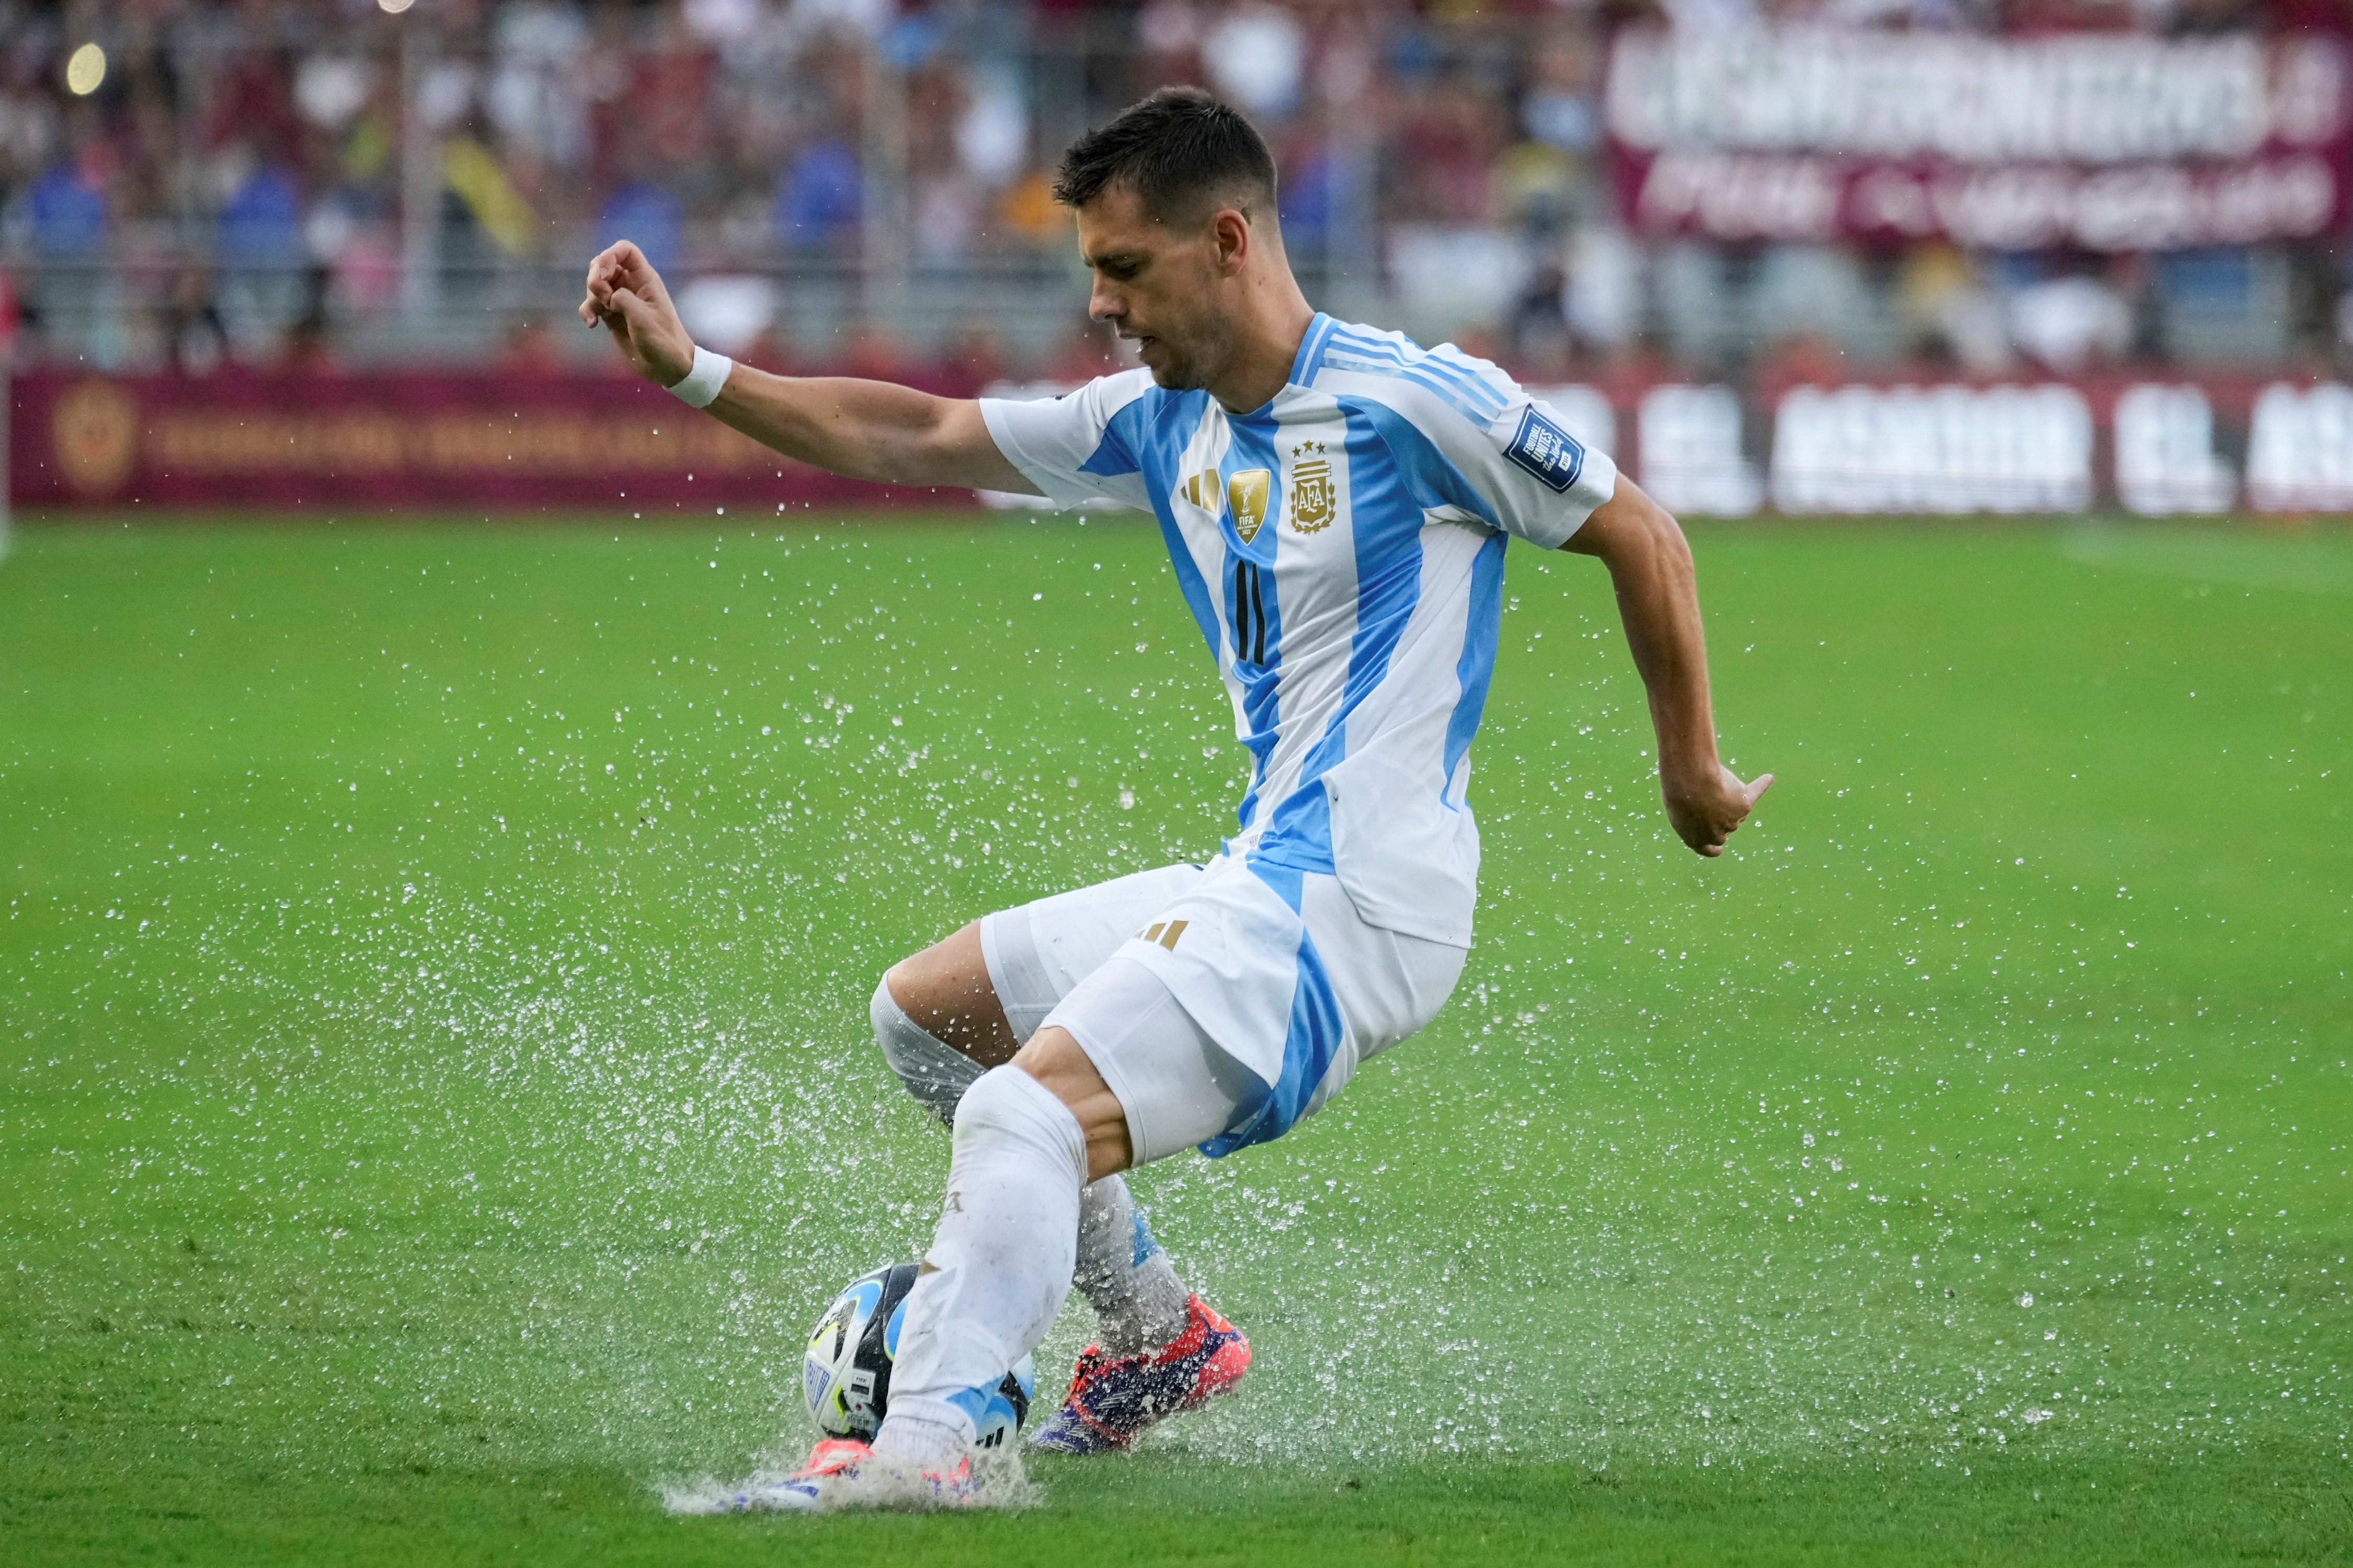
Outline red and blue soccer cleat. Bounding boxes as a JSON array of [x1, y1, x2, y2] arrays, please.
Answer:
[[1027, 1294, 1250, 1455]]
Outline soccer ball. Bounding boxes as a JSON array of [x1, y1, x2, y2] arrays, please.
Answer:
[[801, 1262, 1037, 1449]]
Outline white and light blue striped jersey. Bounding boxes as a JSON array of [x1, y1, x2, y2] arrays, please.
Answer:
[[980, 313, 1618, 946]]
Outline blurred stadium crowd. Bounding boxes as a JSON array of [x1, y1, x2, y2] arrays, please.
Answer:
[[3, 0, 2349, 387]]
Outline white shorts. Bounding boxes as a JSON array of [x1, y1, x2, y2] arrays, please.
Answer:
[[978, 856, 1466, 1165]]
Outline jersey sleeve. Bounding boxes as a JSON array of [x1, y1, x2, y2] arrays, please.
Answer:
[[1426, 362, 1620, 549], [978, 370, 1156, 512], [1317, 338, 1619, 548], [1478, 387, 1621, 547]]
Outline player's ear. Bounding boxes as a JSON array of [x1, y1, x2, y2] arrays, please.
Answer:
[[1209, 208, 1250, 275]]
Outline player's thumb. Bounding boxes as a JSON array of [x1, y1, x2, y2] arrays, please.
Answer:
[[1745, 772, 1776, 807]]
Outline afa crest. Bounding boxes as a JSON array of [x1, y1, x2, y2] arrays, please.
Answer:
[[1289, 440, 1334, 533]]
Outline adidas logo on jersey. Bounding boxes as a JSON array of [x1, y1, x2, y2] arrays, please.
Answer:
[[1136, 919, 1188, 950]]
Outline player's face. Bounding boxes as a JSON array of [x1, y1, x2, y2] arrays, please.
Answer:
[[1075, 186, 1242, 394]]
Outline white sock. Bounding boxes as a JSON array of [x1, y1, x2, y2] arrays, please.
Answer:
[[872, 970, 1190, 1354], [1074, 1173, 1192, 1354], [867, 1410, 968, 1471], [879, 1065, 1085, 1455]]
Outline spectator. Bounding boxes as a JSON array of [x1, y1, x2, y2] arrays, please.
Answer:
[[1564, 223, 1643, 353], [1202, 4, 1307, 121], [203, 45, 302, 162], [1520, 30, 1601, 158], [597, 180, 686, 273], [1276, 136, 1346, 251], [215, 154, 307, 360], [159, 261, 229, 376], [282, 271, 341, 375], [25, 141, 110, 361], [776, 138, 863, 251], [1136, 0, 1207, 84], [996, 168, 1066, 246], [1898, 243, 2012, 373], [2008, 268, 2134, 372], [27, 156, 107, 261], [0, 0, 2318, 386], [1386, 72, 1505, 225], [1507, 258, 1575, 373], [216, 159, 304, 267], [488, 2, 592, 175], [631, 3, 720, 184]]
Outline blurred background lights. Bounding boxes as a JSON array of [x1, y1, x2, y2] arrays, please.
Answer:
[[64, 43, 105, 96]]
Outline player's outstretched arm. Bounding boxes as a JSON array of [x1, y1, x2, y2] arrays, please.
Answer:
[[578, 240, 1036, 494], [1562, 476, 1772, 857]]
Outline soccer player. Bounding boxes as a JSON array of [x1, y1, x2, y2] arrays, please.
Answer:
[[582, 87, 1769, 1509]]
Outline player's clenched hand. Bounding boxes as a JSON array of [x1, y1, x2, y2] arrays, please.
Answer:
[[1662, 764, 1772, 858], [578, 240, 694, 388]]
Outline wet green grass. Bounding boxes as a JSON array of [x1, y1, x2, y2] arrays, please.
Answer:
[[3, 515, 2348, 1564]]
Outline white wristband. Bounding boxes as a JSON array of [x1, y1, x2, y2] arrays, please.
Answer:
[[667, 346, 733, 409]]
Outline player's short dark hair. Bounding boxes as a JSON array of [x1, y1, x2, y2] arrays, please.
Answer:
[[1051, 86, 1278, 226]]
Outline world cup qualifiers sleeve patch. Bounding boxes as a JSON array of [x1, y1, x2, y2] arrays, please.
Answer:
[[1503, 405, 1586, 493]]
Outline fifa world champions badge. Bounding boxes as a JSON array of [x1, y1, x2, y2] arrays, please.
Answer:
[[1228, 468, 1271, 543]]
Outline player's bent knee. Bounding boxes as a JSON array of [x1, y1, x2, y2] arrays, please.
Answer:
[[873, 969, 983, 1126], [885, 922, 1017, 1064], [1010, 1027, 1136, 1184], [949, 1066, 1089, 1185], [880, 946, 934, 1021]]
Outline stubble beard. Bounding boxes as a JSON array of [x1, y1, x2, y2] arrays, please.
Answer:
[[1145, 342, 1205, 392], [1141, 319, 1231, 395]]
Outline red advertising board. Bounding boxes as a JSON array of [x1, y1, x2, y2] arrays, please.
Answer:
[[1608, 32, 2353, 248], [8, 369, 967, 513], [12, 365, 2345, 518]]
